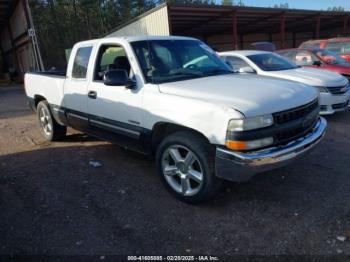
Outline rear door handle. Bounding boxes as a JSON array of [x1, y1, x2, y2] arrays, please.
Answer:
[[88, 91, 97, 99]]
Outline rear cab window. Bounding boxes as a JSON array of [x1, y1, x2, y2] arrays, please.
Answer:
[[72, 46, 93, 79]]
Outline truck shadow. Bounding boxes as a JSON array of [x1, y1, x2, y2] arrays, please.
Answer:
[[62, 133, 100, 143], [1, 140, 349, 254]]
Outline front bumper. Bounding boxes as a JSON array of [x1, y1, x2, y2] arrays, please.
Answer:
[[215, 117, 327, 182], [319, 90, 350, 115]]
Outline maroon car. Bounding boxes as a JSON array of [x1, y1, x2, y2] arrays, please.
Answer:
[[300, 38, 350, 62], [276, 48, 350, 80]]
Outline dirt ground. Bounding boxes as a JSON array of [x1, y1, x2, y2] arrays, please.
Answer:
[[1, 86, 350, 259]]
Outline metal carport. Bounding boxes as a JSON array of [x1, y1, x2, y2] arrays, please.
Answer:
[[107, 3, 350, 51], [0, 0, 43, 82]]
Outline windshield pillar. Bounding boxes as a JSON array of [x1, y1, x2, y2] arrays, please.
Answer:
[[280, 12, 285, 49], [315, 16, 320, 39], [232, 11, 238, 50]]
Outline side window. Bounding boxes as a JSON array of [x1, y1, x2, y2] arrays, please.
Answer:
[[325, 42, 343, 54], [294, 51, 319, 66], [278, 51, 295, 62], [72, 46, 93, 79], [343, 43, 350, 53], [225, 56, 250, 71], [94, 45, 131, 81], [300, 43, 320, 49]]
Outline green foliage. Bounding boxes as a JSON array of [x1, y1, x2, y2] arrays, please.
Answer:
[[31, 0, 227, 69], [327, 6, 345, 12], [163, 0, 216, 4], [29, 0, 158, 69], [221, 0, 233, 5], [237, 0, 244, 6], [273, 2, 289, 8]]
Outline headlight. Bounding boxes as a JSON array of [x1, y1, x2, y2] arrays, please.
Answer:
[[227, 114, 273, 131], [226, 115, 274, 151], [314, 86, 329, 93]]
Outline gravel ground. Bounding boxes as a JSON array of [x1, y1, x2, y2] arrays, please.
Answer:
[[0, 86, 350, 259]]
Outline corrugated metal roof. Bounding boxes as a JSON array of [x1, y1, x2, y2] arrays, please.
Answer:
[[107, 3, 350, 37], [168, 4, 350, 36], [106, 4, 170, 37]]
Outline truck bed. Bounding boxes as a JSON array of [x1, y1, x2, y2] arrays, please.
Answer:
[[25, 71, 66, 108], [29, 71, 67, 77]]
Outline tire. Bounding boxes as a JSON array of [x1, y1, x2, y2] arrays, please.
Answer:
[[156, 131, 222, 204], [37, 101, 67, 141]]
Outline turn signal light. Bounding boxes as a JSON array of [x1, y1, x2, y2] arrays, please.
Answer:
[[225, 140, 247, 150], [226, 137, 274, 151]]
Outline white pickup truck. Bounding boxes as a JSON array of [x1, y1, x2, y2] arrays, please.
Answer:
[[25, 36, 327, 203]]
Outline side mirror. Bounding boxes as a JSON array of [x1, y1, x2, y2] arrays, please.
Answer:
[[313, 61, 322, 67], [238, 67, 255, 74], [104, 69, 136, 89]]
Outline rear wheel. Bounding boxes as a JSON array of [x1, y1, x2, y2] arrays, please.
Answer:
[[156, 131, 222, 204], [37, 101, 66, 141]]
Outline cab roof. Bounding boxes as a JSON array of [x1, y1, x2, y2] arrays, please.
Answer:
[[76, 35, 198, 46]]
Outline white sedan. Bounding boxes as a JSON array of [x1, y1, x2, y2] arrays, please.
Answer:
[[220, 50, 350, 115]]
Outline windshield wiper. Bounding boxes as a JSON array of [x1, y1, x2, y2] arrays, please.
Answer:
[[204, 69, 233, 76], [168, 68, 204, 77], [170, 72, 203, 77]]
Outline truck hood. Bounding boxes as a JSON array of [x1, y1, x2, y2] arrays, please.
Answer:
[[158, 74, 318, 117], [262, 67, 348, 87]]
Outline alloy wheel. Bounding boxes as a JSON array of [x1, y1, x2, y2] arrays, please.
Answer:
[[161, 145, 204, 196]]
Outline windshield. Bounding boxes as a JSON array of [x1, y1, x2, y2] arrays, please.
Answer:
[[131, 40, 232, 83], [313, 49, 348, 65], [247, 53, 298, 71]]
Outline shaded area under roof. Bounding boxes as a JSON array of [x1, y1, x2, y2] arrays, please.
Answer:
[[0, 0, 19, 33], [168, 4, 350, 37]]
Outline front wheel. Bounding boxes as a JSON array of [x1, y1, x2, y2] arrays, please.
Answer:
[[156, 131, 222, 204], [37, 101, 66, 141]]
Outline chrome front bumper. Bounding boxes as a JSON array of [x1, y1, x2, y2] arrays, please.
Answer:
[[319, 90, 350, 115], [215, 117, 327, 182]]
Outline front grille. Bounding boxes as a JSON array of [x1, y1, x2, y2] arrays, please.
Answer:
[[273, 99, 319, 124], [273, 99, 319, 145], [327, 84, 349, 95], [332, 100, 349, 109], [275, 117, 318, 144]]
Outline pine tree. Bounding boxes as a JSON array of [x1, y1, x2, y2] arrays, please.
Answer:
[[221, 0, 233, 6]]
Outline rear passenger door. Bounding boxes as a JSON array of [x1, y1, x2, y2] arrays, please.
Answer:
[[63, 45, 93, 130]]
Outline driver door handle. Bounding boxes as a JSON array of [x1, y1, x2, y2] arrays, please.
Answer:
[[88, 91, 97, 99]]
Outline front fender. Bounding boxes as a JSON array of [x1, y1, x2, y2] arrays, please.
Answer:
[[142, 91, 243, 145]]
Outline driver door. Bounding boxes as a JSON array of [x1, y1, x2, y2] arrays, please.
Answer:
[[87, 44, 143, 142]]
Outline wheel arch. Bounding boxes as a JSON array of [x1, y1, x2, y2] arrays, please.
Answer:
[[34, 94, 47, 109], [151, 122, 212, 154]]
